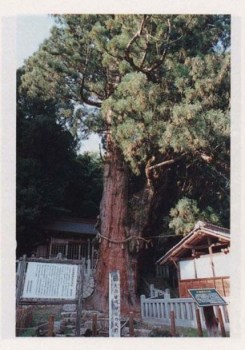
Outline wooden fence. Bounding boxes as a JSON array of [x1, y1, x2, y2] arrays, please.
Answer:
[[16, 306, 34, 336], [140, 294, 230, 332]]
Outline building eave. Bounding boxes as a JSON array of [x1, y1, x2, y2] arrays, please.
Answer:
[[156, 221, 230, 266]]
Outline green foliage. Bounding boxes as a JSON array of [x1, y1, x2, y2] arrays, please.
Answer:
[[105, 53, 230, 175], [63, 152, 103, 218], [149, 327, 175, 337], [19, 15, 230, 234], [17, 70, 103, 256], [169, 197, 221, 235]]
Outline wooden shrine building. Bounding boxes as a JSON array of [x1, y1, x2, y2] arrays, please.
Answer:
[[34, 217, 97, 262], [156, 221, 230, 298]]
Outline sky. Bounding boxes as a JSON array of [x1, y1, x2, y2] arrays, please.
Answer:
[[16, 15, 54, 68], [16, 15, 101, 154]]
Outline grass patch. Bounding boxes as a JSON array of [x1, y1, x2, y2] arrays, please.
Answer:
[[19, 328, 37, 337], [32, 305, 62, 325], [176, 326, 208, 337], [142, 323, 208, 337]]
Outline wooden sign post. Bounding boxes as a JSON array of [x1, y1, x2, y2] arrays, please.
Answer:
[[92, 313, 98, 336], [195, 308, 203, 337], [109, 270, 121, 337], [188, 288, 227, 337], [47, 315, 55, 337], [170, 310, 176, 336], [16, 257, 84, 336]]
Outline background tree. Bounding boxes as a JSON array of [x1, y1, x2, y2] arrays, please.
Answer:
[[20, 15, 230, 312], [17, 69, 103, 256]]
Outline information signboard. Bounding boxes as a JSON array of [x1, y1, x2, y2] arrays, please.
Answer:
[[188, 288, 227, 307], [109, 270, 121, 337], [22, 262, 78, 299]]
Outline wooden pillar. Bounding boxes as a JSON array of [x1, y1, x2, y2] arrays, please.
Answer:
[[87, 238, 91, 259], [16, 255, 27, 307], [171, 258, 180, 292], [129, 312, 135, 337], [92, 313, 97, 336], [221, 278, 226, 297], [49, 238, 52, 258], [78, 244, 81, 260], [216, 306, 226, 337], [192, 250, 198, 278], [195, 308, 203, 337], [47, 315, 55, 337], [91, 245, 94, 270], [170, 310, 176, 336], [207, 238, 216, 279], [75, 263, 84, 336], [203, 306, 219, 337], [65, 241, 69, 258]]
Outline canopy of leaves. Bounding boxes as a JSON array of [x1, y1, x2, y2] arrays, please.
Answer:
[[17, 70, 103, 256], [20, 15, 230, 234], [169, 197, 220, 235]]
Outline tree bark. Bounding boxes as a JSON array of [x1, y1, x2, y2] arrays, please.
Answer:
[[91, 144, 138, 314]]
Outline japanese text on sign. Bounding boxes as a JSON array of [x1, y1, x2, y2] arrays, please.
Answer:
[[188, 288, 227, 307], [109, 270, 121, 337], [22, 262, 78, 299]]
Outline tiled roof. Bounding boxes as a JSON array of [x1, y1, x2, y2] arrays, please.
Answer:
[[44, 218, 97, 236]]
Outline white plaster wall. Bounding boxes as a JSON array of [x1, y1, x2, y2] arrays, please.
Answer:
[[195, 255, 213, 278], [213, 253, 230, 276], [179, 259, 195, 279], [179, 253, 230, 279]]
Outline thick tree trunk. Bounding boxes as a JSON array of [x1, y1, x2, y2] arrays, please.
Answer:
[[91, 145, 138, 314]]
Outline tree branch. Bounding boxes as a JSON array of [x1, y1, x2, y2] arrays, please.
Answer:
[[79, 48, 102, 108], [125, 15, 147, 55], [124, 15, 150, 74], [80, 78, 102, 108], [147, 153, 187, 171], [124, 15, 194, 76]]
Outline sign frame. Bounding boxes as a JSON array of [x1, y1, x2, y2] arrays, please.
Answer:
[[22, 261, 79, 300], [16, 257, 84, 336], [188, 288, 228, 307]]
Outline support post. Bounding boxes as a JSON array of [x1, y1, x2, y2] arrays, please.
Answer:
[[49, 239, 52, 258], [150, 284, 154, 297], [16, 255, 27, 307], [195, 308, 203, 337], [217, 306, 226, 337], [87, 239, 91, 260], [47, 315, 55, 337], [92, 313, 97, 336], [75, 262, 84, 336], [170, 310, 176, 336], [203, 306, 219, 337], [140, 295, 146, 318], [207, 238, 216, 280], [129, 312, 135, 337], [65, 241, 68, 258]]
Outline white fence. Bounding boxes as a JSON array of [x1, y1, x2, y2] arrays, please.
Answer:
[[140, 294, 230, 332]]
